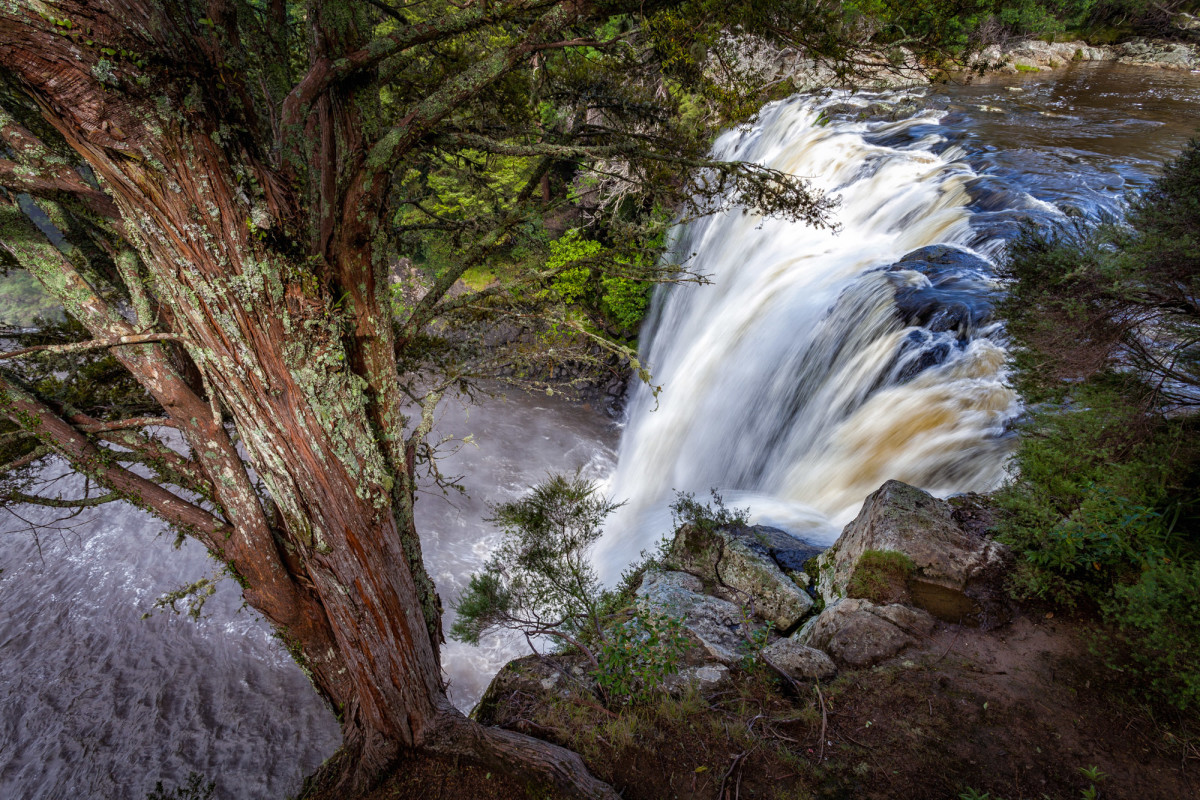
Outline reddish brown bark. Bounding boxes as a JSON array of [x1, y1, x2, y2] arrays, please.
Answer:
[[0, 2, 615, 795]]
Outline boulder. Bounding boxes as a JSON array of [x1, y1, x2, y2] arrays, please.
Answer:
[[816, 480, 1009, 626], [664, 663, 732, 695], [669, 525, 814, 630], [1117, 39, 1199, 70], [800, 598, 934, 668], [472, 654, 582, 724], [760, 638, 837, 682], [636, 569, 762, 665]]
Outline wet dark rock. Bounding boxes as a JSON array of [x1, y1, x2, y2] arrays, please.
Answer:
[[885, 245, 999, 338], [894, 332, 953, 381], [735, 525, 825, 576]]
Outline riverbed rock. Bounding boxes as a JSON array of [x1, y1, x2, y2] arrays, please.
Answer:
[[738, 525, 825, 576], [760, 638, 837, 682], [800, 598, 935, 668], [1116, 39, 1199, 70], [973, 39, 1112, 74], [886, 245, 998, 340], [668, 525, 814, 630], [972, 37, 1200, 74], [816, 480, 1010, 626], [636, 569, 761, 665], [714, 34, 926, 92]]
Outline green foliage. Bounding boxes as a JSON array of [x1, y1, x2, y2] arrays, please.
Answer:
[[450, 473, 620, 648], [738, 614, 774, 673], [958, 790, 995, 800], [1104, 558, 1200, 710], [546, 229, 654, 334], [670, 488, 750, 534], [600, 273, 651, 331], [595, 610, 692, 706], [454, 473, 694, 706], [997, 139, 1200, 711]]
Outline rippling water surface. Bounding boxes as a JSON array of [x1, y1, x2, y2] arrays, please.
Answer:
[[3, 62, 1200, 800]]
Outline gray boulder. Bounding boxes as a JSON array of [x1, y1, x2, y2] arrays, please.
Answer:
[[816, 480, 1009, 625], [760, 638, 837, 682], [664, 663, 732, 695], [800, 597, 934, 668], [669, 525, 814, 630], [636, 569, 761, 665]]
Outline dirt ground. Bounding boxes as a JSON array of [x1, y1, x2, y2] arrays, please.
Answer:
[[466, 608, 1199, 800]]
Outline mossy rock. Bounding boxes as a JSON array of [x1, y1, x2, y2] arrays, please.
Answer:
[[846, 549, 914, 604]]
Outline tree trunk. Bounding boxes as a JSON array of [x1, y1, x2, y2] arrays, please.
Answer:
[[0, 3, 615, 796]]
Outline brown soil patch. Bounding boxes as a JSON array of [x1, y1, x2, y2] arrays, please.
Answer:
[[472, 609, 1198, 800]]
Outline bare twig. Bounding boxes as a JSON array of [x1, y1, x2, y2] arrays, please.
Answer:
[[815, 682, 829, 763]]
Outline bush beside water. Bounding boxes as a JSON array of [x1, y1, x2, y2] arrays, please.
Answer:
[[995, 139, 1200, 711]]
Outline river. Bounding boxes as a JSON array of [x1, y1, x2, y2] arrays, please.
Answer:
[[2, 62, 1199, 799]]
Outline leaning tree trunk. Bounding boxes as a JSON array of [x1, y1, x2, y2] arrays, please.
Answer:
[[0, 3, 613, 796]]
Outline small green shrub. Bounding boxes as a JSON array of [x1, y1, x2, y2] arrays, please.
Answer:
[[595, 610, 692, 706], [958, 790, 995, 800], [738, 614, 774, 673], [669, 489, 749, 534], [450, 473, 620, 652], [453, 474, 694, 707], [1103, 559, 1200, 710]]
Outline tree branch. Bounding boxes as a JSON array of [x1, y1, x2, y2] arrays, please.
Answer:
[[6, 489, 121, 508], [359, 2, 579, 181], [0, 332, 186, 362], [0, 375, 230, 540], [278, 1, 554, 147], [0, 158, 119, 218], [72, 415, 176, 433], [0, 444, 51, 473]]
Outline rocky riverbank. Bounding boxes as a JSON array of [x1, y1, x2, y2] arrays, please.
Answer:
[[724, 33, 1200, 94], [458, 480, 1196, 800], [976, 37, 1200, 73]]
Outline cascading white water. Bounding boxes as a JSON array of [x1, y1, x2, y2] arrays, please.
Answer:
[[597, 93, 1021, 581]]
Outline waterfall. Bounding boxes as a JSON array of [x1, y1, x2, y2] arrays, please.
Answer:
[[597, 93, 1021, 582]]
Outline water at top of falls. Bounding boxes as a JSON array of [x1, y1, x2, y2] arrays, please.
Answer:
[[595, 64, 1200, 582], [596, 94, 1015, 581]]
